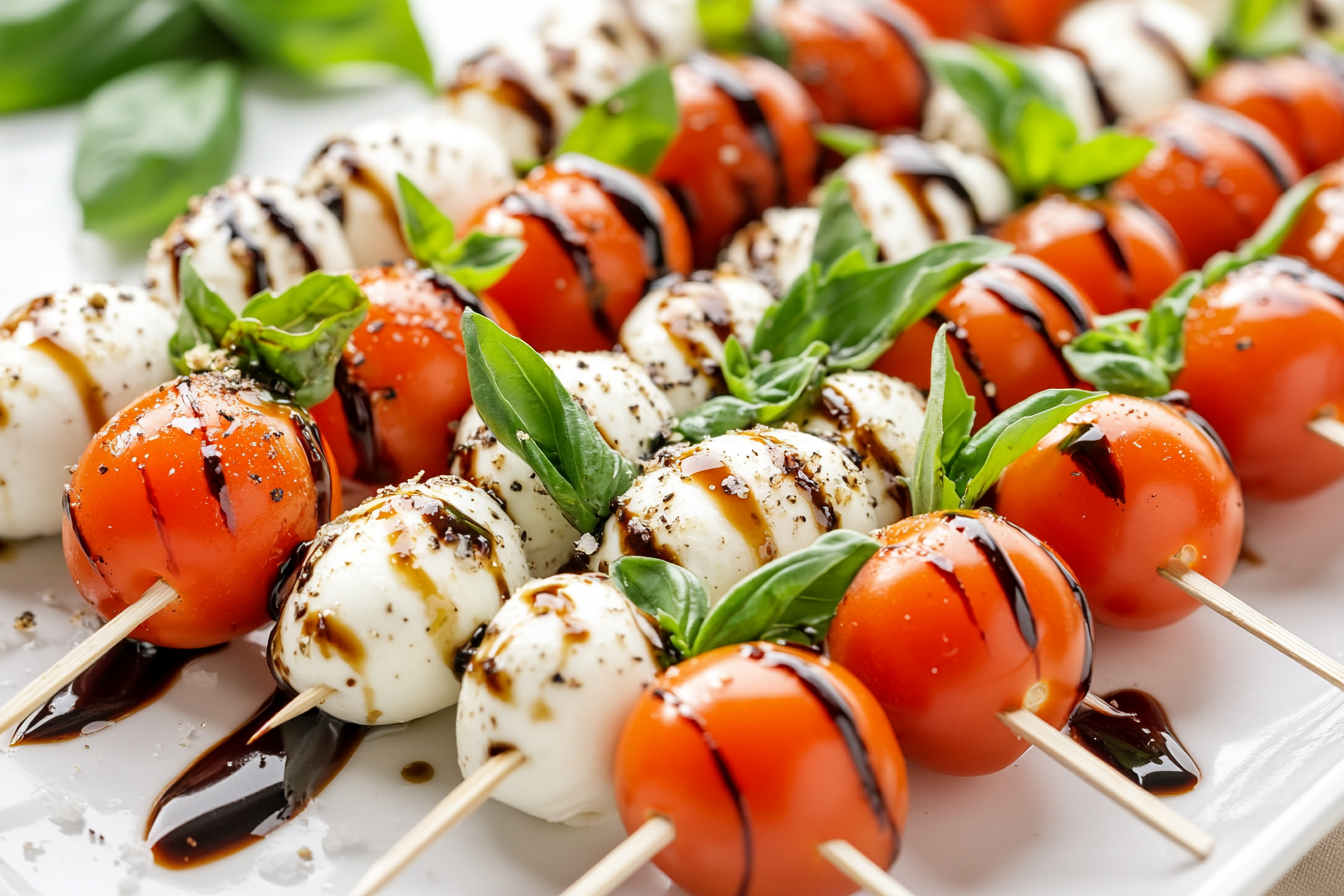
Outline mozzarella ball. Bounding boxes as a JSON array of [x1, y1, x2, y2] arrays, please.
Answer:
[[922, 83, 995, 158], [0, 284, 177, 539], [268, 476, 529, 725], [721, 206, 821, 297], [456, 572, 659, 826], [800, 371, 926, 527], [302, 115, 516, 268], [146, 176, 354, 313], [618, 268, 776, 414], [453, 352, 673, 577], [590, 428, 883, 601], [1058, 0, 1213, 124], [1027, 47, 1105, 141], [545, 0, 700, 66]]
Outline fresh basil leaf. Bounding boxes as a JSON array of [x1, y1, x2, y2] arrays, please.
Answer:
[[998, 97, 1076, 196], [1204, 174, 1322, 284], [169, 255, 237, 373], [910, 325, 973, 516], [73, 60, 241, 239], [723, 338, 829, 421], [398, 174, 523, 291], [698, 0, 755, 53], [557, 66, 679, 175], [1063, 345, 1171, 396], [814, 124, 880, 158], [690, 530, 881, 655], [446, 233, 526, 292], [1140, 272, 1203, 377], [196, 0, 433, 87], [1054, 132, 1156, 192], [462, 311, 638, 533], [949, 388, 1104, 507], [673, 396, 762, 442], [811, 178, 878, 277], [1220, 0, 1306, 56], [920, 40, 1014, 139], [609, 557, 709, 659]]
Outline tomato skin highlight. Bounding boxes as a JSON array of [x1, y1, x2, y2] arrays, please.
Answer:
[[473, 159, 692, 352], [1112, 102, 1301, 267], [1176, 257, 1344, 501], [996, 395, 1243, 630], [307, 265, 517, 487], [828, 510, 1091, 776], [1279, 161, 1344, 285], [772, 0, 930, 133], [614, 643, 907, 896], [993, 194, 1187, 315], [62, 374, 339, 649], [872, 256, 1095, 426]]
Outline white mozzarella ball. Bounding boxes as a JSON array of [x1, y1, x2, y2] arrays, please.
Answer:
[[456, 572, 659, 826], [590, 428, 883, 601], [0, 284, 177, 539], [145, 176, 354, 313], [721, 206, 820, 297], [800, 371, 926, 528], [619, 268, 776, 414], [1058, 0, 1213, 124], [268, 476, 529, 725], [1026, 47, 1104, 140], [301, 115, 516, 268], [453, 352, 673, 577], [922, 83, 995, 158]]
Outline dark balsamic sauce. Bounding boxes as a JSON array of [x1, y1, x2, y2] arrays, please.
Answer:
[[401, 761, 435, 783], [996, 255, 1093, 334], [501, 190, 611, 337], [854, 0, 931, 105], [746, 432, 839, 531], [62, 488, 101, 581], [255, 195, 319, 273], [453, 623, 490, 680], [1155, 391, 1236, 472], [942, 513, 1038, 651], [215, 196, 270, 298], [1010, 521, 1095, 697], [1181, 102, 1295, 192], [688, 53, 785, 207], [1085, 207, 1134, 281], [972, 270, 1075, 381], [928, 311, 1000, 415], [139, 467, 181, 578], [1070, 689, 1199, 795], [880, 135, 979, 232], [332, 362, 382, 484], [145, 689, 366, 869], [29, 338, 108, 434], [554, 153, 671, 283], [288, 411, 335, 526], [452, 52, 557, 157], [1059, 422, 1126, 503], [1254, 254, 1344, 304], [12, 641, 220, 746], [925, 551, 985, 640], [1135, 21, 1199, 91], [268, 539, 313, 621]]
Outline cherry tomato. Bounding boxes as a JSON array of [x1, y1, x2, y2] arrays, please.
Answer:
[[656, 54, 820, 268], [828, 510, 1092, 776], [896, 0, 995, 38], [772, 0, 930, 133], [872, 256, 1096, 426], [1198, 55, 1344, 175], [1278, 161, 1344, 283], [307, 264, 517, 487], [472, 154, 692, 352], [1176, 256, 1344, 500], [63, 373, 340, 649], [615, 643, 907, 896], [987, 0, 1077, 44], [996, 394, 1243, 630], [1112, 102, 1301, 267], [993, 194, 1187, 314]]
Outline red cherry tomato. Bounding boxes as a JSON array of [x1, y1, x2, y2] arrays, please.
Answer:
[[615, 643, 907, 896], [772, 0, 930, 133], [1278, 161, 1344, 283], [63, 373, 340, 649], [828, 510, 1092, 776], [473, 155, 692, 352], [307, 264, 517, 487], [994, 194, 1187, 314], [987, 0, 1078, 43], [996, 394, 1244, 630], [896, 0, 995, 38], [1176, 257, 1344, 500], [1198, 55, 1344, 175], [1112, 102, 1301, 267], [656, 54, 820, 268], [872, 256, 1096, 426]]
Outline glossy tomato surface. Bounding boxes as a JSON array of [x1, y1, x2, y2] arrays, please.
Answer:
[[615, 643, 907, 896], [873, 256, 1095, 426], [897, 0, 995, 37], [996, 395, 1243, 630], [1279, 161, 1344, 284], [828, 510, 1092, 776], [474, 156, 692, 352], [308, 264, 517, 487], [1177, 257, 1344, 500], [773, 0, 929, 133], [988, 0, 1077, 43], [994, 194, 1187, 314], [1112, 102, 1301, 267], [657, 54, 820, 268], [63, 374, 339, 648]]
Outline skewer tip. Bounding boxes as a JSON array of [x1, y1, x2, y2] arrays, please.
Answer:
[[247, 684, 338, 744]]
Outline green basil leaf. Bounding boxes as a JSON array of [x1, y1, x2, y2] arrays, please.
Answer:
[[1053, 132, 1156, 192], [811, 178, 878, 277], [1063, 345, 1171, 396], [698, 0, 755, 53], [723, 337, 829, 422], [0, 0, 224, 113], [673, 396, 762, 442], [73, 60, 241, 239], [814, 124, 880, 159], [1204, 174, 1322, 284], [690, 530, 881, 655], [920, 40, 1015, 140], [446, 233, 525, 292], [196, 0, 433, 87], [398, 174, 523, 291], [557, 66, 679, 175], [1140, 272, 1203, 377], [948, 388, 1105, 507], [169, 254, 237, 373], [998, 97, 1076, 196], [609, 556, 709, 659], [910, 324, 973, 516], [1220, 0, 1306, 56], [462, 311, 639, 533]]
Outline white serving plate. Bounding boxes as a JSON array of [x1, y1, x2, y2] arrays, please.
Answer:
[[6, 2, 1344, 894]]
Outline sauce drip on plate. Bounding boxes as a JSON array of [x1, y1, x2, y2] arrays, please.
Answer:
[[1070, 689, 1200, 795]]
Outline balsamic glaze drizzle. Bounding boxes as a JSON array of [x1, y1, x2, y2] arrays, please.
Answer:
[[996, 256, 1093, 334], [1180, 103, 1295, 192], [928, 311, 1000, 415], [688, 53, 785, 207], [554, 153, 671, 285], [501, 189, 611, 336], [1059, 422, 1126, 504], [854, 0, 932, 105], [925, 551, 985, 641], [288, 411, 334, 527], [942, 513, 1039, 651], [215, 196, 270, 298], [1070, 689, 1198, 794], [332, 362, 382, 483], [255, 195, 319, 273], [1012, 522, 1095, 697], [1155, 391, 1236, 472]]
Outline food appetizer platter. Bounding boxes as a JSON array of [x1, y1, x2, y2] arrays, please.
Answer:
[[9, 0, 1344, 894]]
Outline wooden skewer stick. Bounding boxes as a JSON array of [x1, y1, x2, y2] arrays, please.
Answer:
[[558, 816, 678, 896], [1308, 415, 1344, 449], [818, 840, 918, 896], [349, 749, 526, 896], [0, 579, 179, 734], [998, 707, 1215, 859], [1081, 692, 1117, 714], [248, 684, 338, 744], [1159, 554, 1344, 691]]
